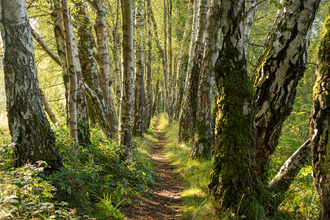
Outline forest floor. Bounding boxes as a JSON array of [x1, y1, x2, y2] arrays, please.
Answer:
[[122, 122, 184, 219]]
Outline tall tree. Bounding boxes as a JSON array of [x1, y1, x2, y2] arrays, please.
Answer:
[[253, 0, 321, 177], [310, 8, 330, 220], [191, 0, 217, 158], [88, 0, 117, 133], [0, 0, 63, 170], [132, 0, 145, 136], [174, 0, 193, 120], [61, 0, 78, 142], [208, 0, 267, 211], [178, 0, 207, 142], [119, 0, 134, 152]]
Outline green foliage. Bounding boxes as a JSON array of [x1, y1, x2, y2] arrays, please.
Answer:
[[0, 122, 157, 219]]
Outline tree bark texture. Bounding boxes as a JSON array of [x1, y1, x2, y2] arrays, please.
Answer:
[[39, 89, 59, 124], [208, 0, 269, 211], [75, 1, 112, 138], [191, 0, 217, 158], [132, 0, 145, 137], [174, 0, 193, 121], [253, 0, 321, 177], [51, 7, 70, 122], [61, 0, 78, 143], [88, 0, 117, 133], [179, 0, 207, 142], [119, 0, 134, 151], [310, 9, 330, 219], [0, 0, 63, 170], [268, 140, 311, 204]]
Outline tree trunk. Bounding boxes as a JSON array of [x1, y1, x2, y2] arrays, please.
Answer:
[[191, 0, 217, 158], [179, 0, 207, 142], [268, 140, 311, 205], [132, 0, 145, 137], [174, 0, 193, 120], [69, 14, 91, 146], [145, 1, 152, 129], [119, 0, 134, 152], [0, 0, 63, 171], [253, 0, 321, 177], [148, 0, 169, 120], [61, 0, 78, 143], [208, 0, 269, 212], [40, 89, 59, 124], [151, 79, 160, 119], [51, 7, 70, 122], [178, 0, 200, 142], [75, 1, 112, 137], [88, 0, 117, 133], [310, 9, 330, 219]]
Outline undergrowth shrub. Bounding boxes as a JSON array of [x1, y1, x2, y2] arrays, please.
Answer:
[[0, 120, 157, 219]]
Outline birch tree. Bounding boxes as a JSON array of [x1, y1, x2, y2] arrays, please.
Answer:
[[119, 0, 134, 151], [132, 0, 145, 136], [0, 0, 63, 170], [191, 0, 217, 158], [253, 0, 321, 177], [61, 0, 78, 143], [88, 0, 117, 133]]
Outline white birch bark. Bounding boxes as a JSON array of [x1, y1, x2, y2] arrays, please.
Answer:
[[61, 0, 78, 143], [119, 0, 134, 152], [0, 0, 63, 170], [39, 89, 59, 124], [88, 0, 117, 132]]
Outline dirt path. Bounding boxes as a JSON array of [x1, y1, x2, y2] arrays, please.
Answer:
[[122, 124, 184, 220]]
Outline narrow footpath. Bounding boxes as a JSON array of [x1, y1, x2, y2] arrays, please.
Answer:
[[122, 123, 184, 219]]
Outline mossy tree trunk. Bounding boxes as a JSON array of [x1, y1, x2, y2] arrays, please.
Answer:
[[208, 0, 269, 212], [253, 0, 321, 177], [0, 0, 63, 171], [310, 8, 330, 219]]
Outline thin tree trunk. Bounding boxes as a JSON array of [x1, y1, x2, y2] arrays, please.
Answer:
[[0, 0, 63, 171], [178, 0, 200, 142], [191, 0, 217, 158], [253, 0, 321, 177], [145, 1, 152, 129], [174, 0, 193, 120], [310, 9, 330, 219], [61, 0, 78, 142], [51, 7, 70, 122], [88, 0, 117, 133], [151, 79, 160, 119], [119, 0, 134, 152], [268, 140, 311, 204], [149, 0, 169, 120], [75, 1, 112, 137], [179, 0, 207, 142], [132, 0, 145, 136], [40, 89, 59, 124]]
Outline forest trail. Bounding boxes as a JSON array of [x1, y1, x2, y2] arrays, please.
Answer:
[[122, 122, 184, 219]]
